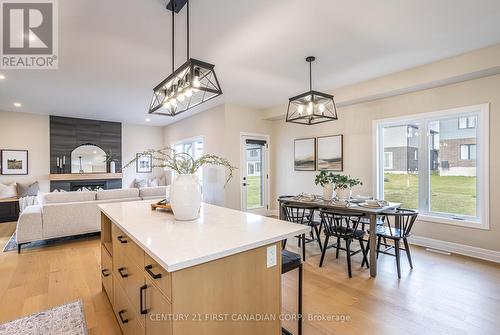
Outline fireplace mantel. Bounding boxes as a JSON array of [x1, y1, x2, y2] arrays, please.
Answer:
[[49, 173, 123, 181]]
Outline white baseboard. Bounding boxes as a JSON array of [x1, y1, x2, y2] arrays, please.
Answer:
[[409, 235, 500, 263]]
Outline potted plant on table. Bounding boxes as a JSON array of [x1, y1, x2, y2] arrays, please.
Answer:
[[315, 171, 335, 201], [124, 148, 236, 221], [332, 174, 362, 201]]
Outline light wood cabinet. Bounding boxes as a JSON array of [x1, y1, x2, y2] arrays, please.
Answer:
[[101, 213, 280, 334]]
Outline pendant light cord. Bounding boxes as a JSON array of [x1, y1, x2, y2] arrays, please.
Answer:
[[187, 0, 190, 60], [309, 60, 312, 91], [171, 1, 175, 73]]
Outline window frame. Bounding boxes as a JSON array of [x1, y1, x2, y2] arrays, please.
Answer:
[[373, 104, 489, 230]]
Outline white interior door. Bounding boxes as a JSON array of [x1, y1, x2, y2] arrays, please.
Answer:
[[241, 135, 269, 215]]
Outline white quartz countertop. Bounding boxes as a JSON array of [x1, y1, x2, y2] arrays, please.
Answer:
[[99, 200, 310, 272]]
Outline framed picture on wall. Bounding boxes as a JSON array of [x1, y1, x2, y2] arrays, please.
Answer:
[[136, 153, 153, 173], [1, 150, 29, 175], [294, 138, 316, 171], [316, 135, 343, 171]]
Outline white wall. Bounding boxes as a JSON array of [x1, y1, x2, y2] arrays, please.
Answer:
[[0, 111, 50, 191], [0, 111, 164, 192], [122, 124, 165, 188], [163, 103, 273, 209]]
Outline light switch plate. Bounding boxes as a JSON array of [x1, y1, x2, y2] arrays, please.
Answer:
[[267, 245, 277, 268]]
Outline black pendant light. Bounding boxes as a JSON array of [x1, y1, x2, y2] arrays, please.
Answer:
[[149, 0, 222, 117], [286, 56, 337, 125]]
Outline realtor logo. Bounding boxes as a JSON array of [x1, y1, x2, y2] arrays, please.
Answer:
[[1, 0, 58, 69]]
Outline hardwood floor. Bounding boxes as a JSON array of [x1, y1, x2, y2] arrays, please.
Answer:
[[0, 221, 499, 335]]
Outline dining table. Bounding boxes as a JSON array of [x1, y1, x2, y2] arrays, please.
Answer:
[[278, 196, 401, 278]]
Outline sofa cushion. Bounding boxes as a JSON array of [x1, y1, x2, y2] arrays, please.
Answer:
[[40, 191, 97, 204], [139, 186, 169, 200], [17, 181, 40, 197], [97, 188, 139, 200], [16, 205, 43, 243], [0, 182, 17, 199]]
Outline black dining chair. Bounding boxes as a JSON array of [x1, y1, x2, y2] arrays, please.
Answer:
[[281, 249, 302, 335], [319, 209, 369, 278], [372, 208, 418, 278], [281, 203, 322, 261]]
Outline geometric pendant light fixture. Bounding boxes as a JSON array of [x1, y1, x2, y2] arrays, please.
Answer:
[[149, 0, 222, 117], [286, 56, 337, 125]]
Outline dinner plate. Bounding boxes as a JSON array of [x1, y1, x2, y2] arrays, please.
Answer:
[[359, 203, 384, 209]]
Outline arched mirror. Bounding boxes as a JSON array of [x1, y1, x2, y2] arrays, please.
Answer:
[[71, 144, 106, 173]]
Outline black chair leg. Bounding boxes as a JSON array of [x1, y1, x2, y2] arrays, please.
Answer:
[[376, 236, 382, 259], [403, 238, 413, 269], [346, 239, 352, 278], [17, 243, 22, 254], [395, 240, 401, 279], [313, 225, 322, 252], [301, 234, 306, 261], [335, 237, 340, 259], [319, 235, 329, 267], [359, 238, 369, 269], [282, 239, 287, 250], [298, 264, 303, 335], [362, 240, 369, 268]]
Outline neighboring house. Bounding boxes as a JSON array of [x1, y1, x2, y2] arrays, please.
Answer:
[[383, 125, 419, 173], [246, 147, 262, 177], [438, 116, 477, 176]]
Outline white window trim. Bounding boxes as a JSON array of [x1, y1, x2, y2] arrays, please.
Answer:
[[170, 135, 204, 183], [372, 104, 490, 230]]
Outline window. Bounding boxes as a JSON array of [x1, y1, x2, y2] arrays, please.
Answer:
[[255, 162, 261, 173], [458, 116, 477, 129], [249, 149, 258, 157], [384, 152, 393, 169], [376, 105, 489, 229], [247, 162, 255, 175], [171, 137, 204, 185], [460, 144, 476, 160]]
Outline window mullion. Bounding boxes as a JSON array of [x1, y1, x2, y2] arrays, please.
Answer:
[[418, 121, 430, 214]]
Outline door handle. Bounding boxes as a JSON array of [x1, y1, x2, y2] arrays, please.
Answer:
[[140, 284, 148, 314], [118, 267, 128, 278], [118, 310, 129, 324], [145, 264, 162, 279], [243, 183, 247, 187], [117, 235, 128, 244]]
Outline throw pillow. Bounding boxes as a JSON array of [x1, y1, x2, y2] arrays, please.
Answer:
[[0, 182, 17, 199], [158, 175, 167, 186], [148, 177, 159, 187], [17, 181, 40, 197]]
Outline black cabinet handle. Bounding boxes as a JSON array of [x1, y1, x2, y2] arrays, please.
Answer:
[[101, 269, 110, 277], [140, 284, 148, 315], [117, 236, 128, 244], [118, 310, 129, 324], [118, 267, 128, 278], [145, 264, 162, 279]]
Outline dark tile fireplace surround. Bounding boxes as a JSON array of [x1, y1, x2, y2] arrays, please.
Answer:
[[49, 116, 122, 192]]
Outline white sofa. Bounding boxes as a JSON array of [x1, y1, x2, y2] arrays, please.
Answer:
[[16, 186, 169, 252]]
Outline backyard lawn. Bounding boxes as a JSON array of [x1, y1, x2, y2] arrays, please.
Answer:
[[246, 175, 262, 209], [384, 173, 477, 216]]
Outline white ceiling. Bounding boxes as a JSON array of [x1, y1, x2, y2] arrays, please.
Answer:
[[1, 0, 500, 126]]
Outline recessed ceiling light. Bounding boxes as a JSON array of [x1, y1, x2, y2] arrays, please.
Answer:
[[0, 74, 5, 80], [145, 118, 151, 122], [13, 102, 22, 107]]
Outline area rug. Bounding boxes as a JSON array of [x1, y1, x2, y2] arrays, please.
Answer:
[[3, 232, 100, 252], [0, 300, 88, 335]]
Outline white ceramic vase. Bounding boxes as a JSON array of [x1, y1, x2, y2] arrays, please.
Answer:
[[170, 174, 202, 221], [335, 187, 352, 201], [323, 183, 333, 201], [110, 161, 116, 173]]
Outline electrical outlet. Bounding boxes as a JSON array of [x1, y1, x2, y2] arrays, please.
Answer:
[[267, 245, 277, 268]]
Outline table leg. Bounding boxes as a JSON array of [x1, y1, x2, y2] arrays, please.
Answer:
[[369, 214, 377, 278]]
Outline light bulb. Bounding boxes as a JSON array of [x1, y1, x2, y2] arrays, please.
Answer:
[[318, 103, 325, 113], [297, 105, 304, 114], [185, 88, 193, 97], [192, 67, 201, 88], [177, 93, 185, 102], [163, 100, 170, 108], [307, 102, 313, 115], [169, 99, 177, 107]]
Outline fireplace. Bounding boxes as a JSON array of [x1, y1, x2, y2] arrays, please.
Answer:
[[70, 181, 106, 191]]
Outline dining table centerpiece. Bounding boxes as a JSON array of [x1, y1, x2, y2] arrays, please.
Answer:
[[315, 171, 336, 201], [332, 174, 363, 201], [125, 148, 236, 221]]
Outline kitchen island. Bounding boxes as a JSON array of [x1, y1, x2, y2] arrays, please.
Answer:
[[99, 200, 310, 335]]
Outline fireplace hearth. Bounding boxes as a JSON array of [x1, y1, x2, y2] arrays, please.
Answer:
[[70, 181, 106, 191]]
